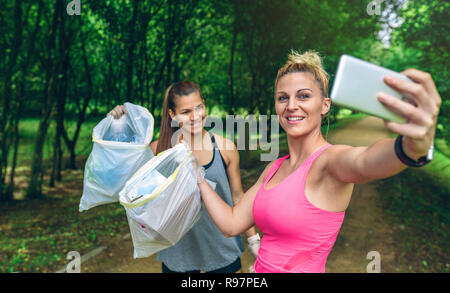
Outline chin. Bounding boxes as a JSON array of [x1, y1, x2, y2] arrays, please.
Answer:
[[285, 129, 309, 138], [191, 128, 203, 135], [281, 123, 314, 138], [182, 125, 203, 136]]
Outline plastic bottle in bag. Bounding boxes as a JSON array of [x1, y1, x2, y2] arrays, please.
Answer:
[[107, 115, 133, 142], [111, 133, 130, 142]]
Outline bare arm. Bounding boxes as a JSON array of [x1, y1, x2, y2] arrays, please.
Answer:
[[150, 140, 158, 154], [326, 69, 441, 184], [221, 137, 258, 237], [198, 161, 273, 238]]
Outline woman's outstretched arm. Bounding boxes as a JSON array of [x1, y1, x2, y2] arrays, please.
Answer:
[[198, 162, 273, 238], [324, 69, 441, 184]]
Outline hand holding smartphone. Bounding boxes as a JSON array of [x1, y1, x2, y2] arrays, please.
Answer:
[[330, 55, 413, 123]]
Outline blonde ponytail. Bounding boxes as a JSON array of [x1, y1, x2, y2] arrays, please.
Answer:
[[276, 50, 329, 98], [286, 50, 324, 69]]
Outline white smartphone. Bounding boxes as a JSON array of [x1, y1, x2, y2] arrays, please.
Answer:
[[330, 55, 412, 123]]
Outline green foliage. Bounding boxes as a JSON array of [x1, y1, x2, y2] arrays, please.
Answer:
[[378, 150, 450, 272], [385, 0, 449, 144], [0, 0, 447, 202], [0, 186, 129, 272]]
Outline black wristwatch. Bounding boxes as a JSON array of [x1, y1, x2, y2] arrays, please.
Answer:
[[394, 135, 433, 167]]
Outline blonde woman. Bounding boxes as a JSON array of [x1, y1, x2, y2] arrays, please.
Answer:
[[191, 50, 441, 273]]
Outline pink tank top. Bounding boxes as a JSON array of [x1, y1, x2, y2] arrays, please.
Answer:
[[253, 144, 345, 273]]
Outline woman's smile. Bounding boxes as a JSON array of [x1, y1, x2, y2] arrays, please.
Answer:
[[285, 115, 306, 124]]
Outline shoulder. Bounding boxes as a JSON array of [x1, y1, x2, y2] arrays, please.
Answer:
[[150, 140, 158, 154], [255, 160, 277, 185], [314, 144, 354, 169], [211, 133, 236, 152], [310, 143, 354, 183], [211, 133, 237, 166]]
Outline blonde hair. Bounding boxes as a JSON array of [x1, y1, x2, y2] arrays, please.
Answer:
[[275, 50, 329, 98]]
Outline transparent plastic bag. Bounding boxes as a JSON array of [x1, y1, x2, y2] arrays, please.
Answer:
[[79, 102, 154, 212], [103, 115, 135, 142], [119, 143, 202, 258]]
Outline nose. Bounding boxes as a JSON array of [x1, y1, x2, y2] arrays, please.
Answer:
[[190, 112, 199, 122], [192, 108, 202, 121], [286, 96, 298, 112]]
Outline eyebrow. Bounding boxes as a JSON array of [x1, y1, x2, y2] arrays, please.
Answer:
[[297, 88, 312, 93], [180, 103, 203, 112], [276, 88, 313, 95]]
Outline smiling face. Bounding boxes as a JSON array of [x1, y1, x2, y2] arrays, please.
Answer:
[[169, 91, 206, 135], [275, 72, 330, 138]]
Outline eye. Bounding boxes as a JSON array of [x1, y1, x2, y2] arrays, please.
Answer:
[[297, 93, 310, 99], [278, 96, 288, 102]]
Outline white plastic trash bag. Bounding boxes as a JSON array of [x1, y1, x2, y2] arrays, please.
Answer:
[[119, 143, 202, 258], [79, 102, 155, 212]]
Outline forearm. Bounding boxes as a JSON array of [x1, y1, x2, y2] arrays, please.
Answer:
[[198, 180, 236, 237], [355, 138, 408, 182], [231, 192, 257, 237]]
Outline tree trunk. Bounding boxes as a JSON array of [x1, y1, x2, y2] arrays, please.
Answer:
[[6, 0, 43, 200], [228, 11, 237, 116], [27, 0, 62, 199], [62, 28, 93, 170], [0, 0, 24, 200], [126, 0, 139, 100], [50, 8, 71, 187]]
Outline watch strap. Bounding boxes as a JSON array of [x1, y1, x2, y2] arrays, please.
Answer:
[[394, 135, 432, 168]]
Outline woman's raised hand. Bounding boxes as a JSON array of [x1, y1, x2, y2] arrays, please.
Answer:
[[377, 69, 442, 159], [107, 105, 127, 119], [179, 134, 206, 184]]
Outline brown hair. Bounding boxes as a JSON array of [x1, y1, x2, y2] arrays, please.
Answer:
[[156, 81, 203, 154]]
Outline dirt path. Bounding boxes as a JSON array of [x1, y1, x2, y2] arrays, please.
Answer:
[[81, 116, 401, 273]]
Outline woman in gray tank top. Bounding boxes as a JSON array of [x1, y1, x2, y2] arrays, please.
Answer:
[[109, 81, 261, 273]]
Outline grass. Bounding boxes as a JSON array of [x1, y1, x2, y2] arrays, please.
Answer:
[[377, 150, 450, 272], [9, 118, 98, 168], [1, 116, 132, 272], [0, 174, 131, 273]]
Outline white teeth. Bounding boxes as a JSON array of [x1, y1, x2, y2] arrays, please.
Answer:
[[287, 117, 304, 121]]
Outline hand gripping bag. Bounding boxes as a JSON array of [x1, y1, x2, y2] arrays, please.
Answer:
[[79, 102, 154, 212], [119, 143, 202, 258]]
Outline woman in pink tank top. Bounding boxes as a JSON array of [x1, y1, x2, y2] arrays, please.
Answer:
[[193, 50, 441, 273]]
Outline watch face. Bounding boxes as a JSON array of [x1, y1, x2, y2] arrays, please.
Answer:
[[426, 144, 434, 161]]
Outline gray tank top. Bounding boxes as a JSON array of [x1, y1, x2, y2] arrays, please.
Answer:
[[156, 132, 245, 272]]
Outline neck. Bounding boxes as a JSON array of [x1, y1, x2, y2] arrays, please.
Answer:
[[179, 128, 207, 151], [285, 127, 328, 166]]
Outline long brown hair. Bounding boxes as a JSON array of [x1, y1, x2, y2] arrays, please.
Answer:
[[156, 81, 203, 154]]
